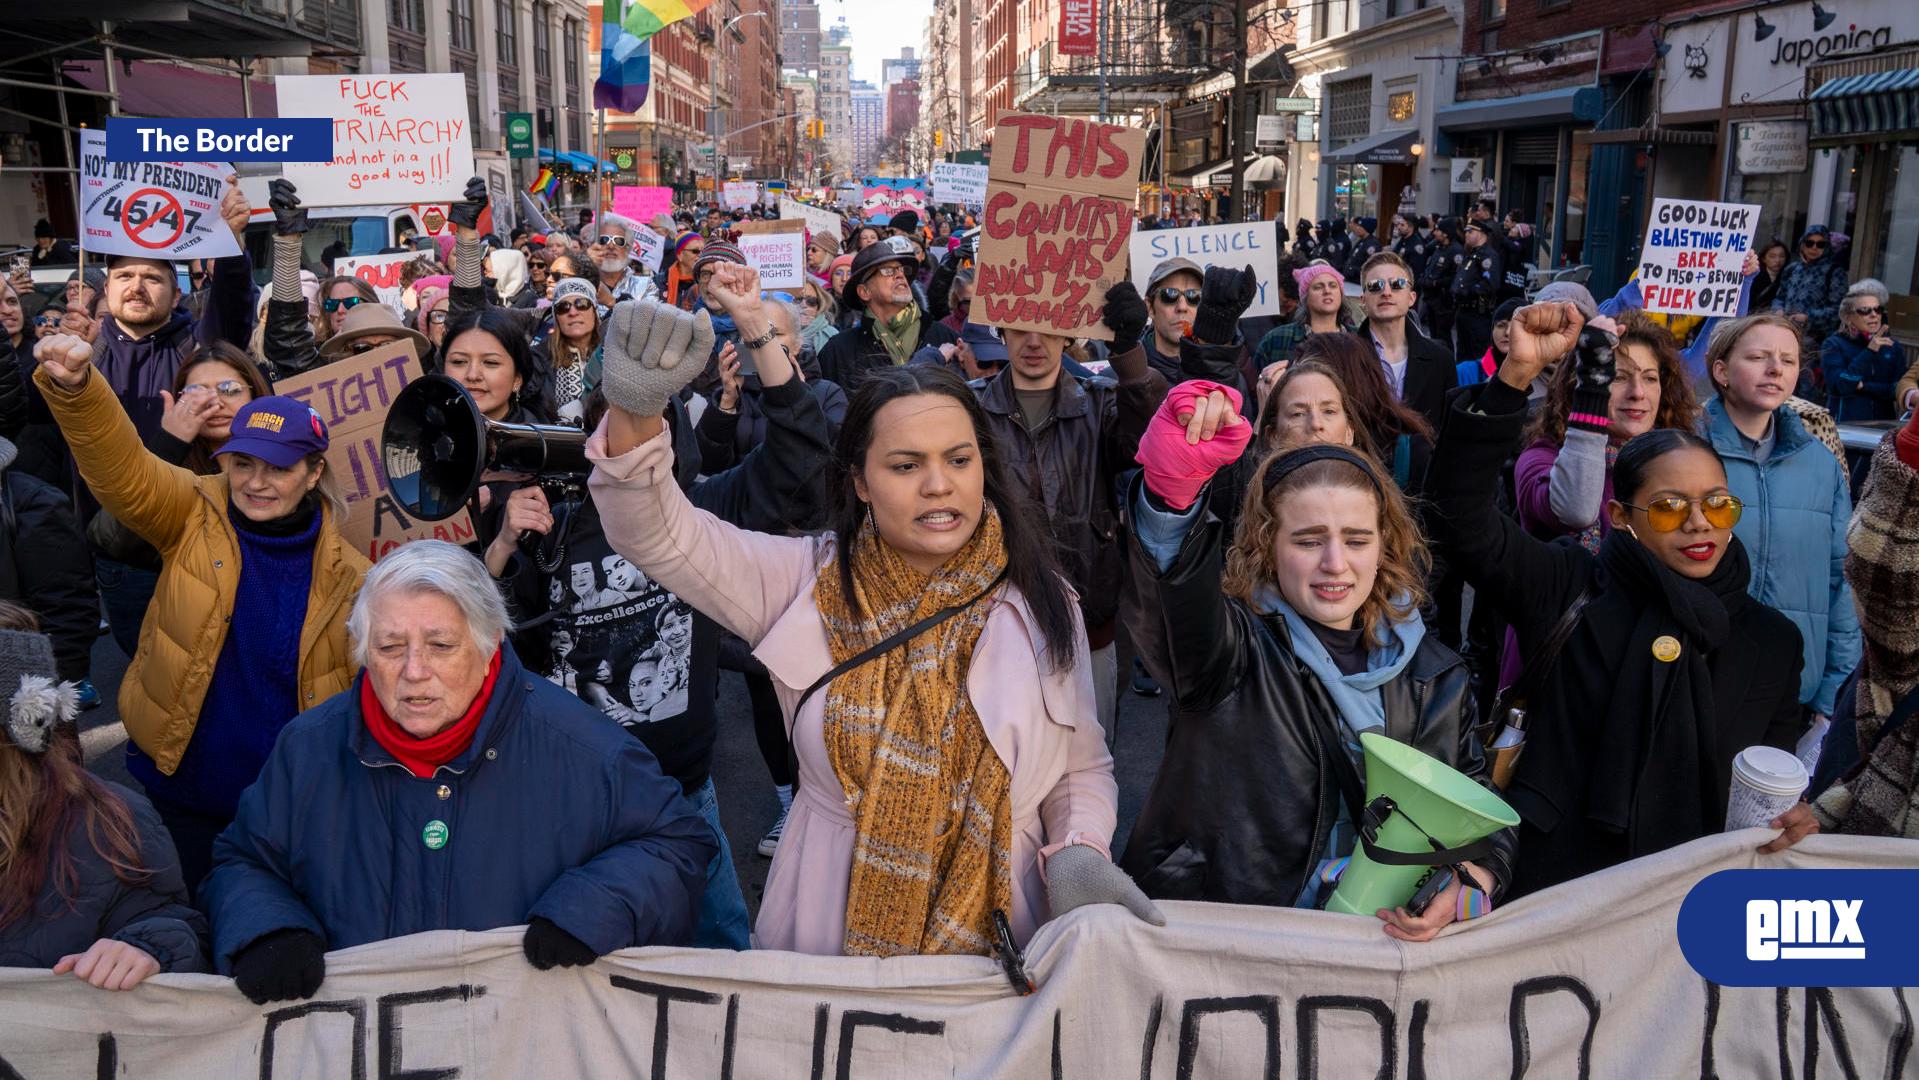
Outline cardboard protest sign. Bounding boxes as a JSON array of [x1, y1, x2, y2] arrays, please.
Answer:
[[274, 339, 473, 561], [976, 113, 1145, 341], [0, 835, 1912, 1078], [632, 224, 665, 273], [1129, 221, 1281, 318], [77, 130, 241, 260], [736, 221, 806, 289], [780, 195, 845, 247], [613, 185, 674, 222], [931, 162, 989, 206], [277, 74, 473, 206], [721, 181, 760, 210], [1637, 198, 1759, 318], [734, 217, 805, 236], [334, 251, 416, 315], [858, 178, 928, 225]]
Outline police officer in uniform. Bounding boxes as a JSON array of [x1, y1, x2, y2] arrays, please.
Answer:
[[1342, 216, 1382, 283], [1421, 217, 1465, 355], [1392, 214, 1431, 284], [1450, 218, 1504, 363], [1294, 218, 1318, 259], [1319, 217, 1351, 274], [1499, 208, 1531, 303]]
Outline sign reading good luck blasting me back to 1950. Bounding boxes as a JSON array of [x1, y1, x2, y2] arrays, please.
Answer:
[[1636, 198, 1760, 318], [975, 113, 1146, 341]]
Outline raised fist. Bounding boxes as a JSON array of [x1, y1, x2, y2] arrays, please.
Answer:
[[599, 299, 716, 419], [33, 333, 94, 389], [447, 177, 489, 232], [268, 178, 308, 236]]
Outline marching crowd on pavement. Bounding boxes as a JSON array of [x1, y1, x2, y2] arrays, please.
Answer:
[[0, 164, 1914, 1009]]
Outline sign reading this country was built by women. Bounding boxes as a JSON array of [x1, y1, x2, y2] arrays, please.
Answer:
[[275, 74, 474, 206], [77, 129, 241, 260]]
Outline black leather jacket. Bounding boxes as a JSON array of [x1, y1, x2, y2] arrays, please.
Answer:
[[1119, 481, 1516, 906]]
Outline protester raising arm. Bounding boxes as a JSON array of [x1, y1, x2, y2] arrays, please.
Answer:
[[261, 179, 321, 377], [194, 174, 258, 351]]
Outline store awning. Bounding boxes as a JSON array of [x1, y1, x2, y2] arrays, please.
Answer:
[[537, 148, 558, 163], [557, 151, 602, 172], [1167, 154, 1282, 188], [1325, 129, 1419, 165], [62, 60, 279, 118], [1437, 87, 1602, 133], [1572, 124, 1716, 147], [1809, 67, 1919, 144]]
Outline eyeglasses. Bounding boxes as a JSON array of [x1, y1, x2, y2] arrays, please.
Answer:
[[322, 295, 368, 313], [1802, 239, 1828, 249], [1155, 287, 1201, 305], [1364, 277, 1413, 294], [183, 380, 249, 399], [1849, 305, 1884, 318], [596, 234, 630, 248], [1618, 494, 1744, 532], [871, 263, 908, 280], [554, 298, 595, 315], [427, 310, 449, 325], [347, 340, 387, 355]]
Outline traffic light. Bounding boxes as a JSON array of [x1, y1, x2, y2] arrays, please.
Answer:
[[933, 129, 943, 148]]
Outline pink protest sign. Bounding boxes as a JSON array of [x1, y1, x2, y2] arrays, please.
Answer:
[[613, 185, 674, 222]]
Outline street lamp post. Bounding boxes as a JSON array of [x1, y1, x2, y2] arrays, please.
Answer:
[[709, 10, 769, 200]]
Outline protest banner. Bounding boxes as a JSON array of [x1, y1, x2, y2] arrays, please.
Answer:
[[632, 224, 665, 274], [333, 251, 415, 315], [721, 181, 760, 210], [613, 185, 674, 222], [931, 162, 990, 207], [1129, 221, 1282, 318], [273, 340, 473, 561], [77, 130, 241, 260], [1636, 198, 1759, 318], [0, 834, 1910, 1077], [277, 74, 473, 206], [780, 194, 845, 246], [736, 220, 806, 289], [976, 113, 1145, 341], [858, 178, 929, 225]]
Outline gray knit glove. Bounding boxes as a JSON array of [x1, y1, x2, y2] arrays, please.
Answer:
[[601, 298, 716, 418], [1045, 843, 1165, 926]]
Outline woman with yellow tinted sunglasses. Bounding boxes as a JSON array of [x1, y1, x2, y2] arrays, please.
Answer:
[[1428, 301, 1818, 899]]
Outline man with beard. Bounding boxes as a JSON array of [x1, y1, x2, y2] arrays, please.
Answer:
[[816, 235, 958, 391], [588, 213, 660, 305]]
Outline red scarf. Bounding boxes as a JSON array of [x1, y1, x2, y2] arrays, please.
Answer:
[[361, 651, 503, 778]]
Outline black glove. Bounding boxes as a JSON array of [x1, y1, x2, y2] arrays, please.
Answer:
[[447, 176, 489, 231], [1190, 264, 1258, 346], [230, 929, 326, 1005], [523, 916, 599, 970], [1572, 325, 1617, 392], [1099, 281, 1148, 345], [267, 179, 307, 236]]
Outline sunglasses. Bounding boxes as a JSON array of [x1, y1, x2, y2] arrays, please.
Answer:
[[1802, 239, 1827, 249], [1155, 287, 1201, 304], [596, 234, 630, 248], [870, 263, 908, 280], [554, 298, 595, 315], [1364, 277, 1412, 294], [1619, 494, 1744, 532], [1850, 305, 1884, 318], [183, 379, 249, 399], [322, 295, 368, 313], [798, 295, 822, 309], [347, 339, 389, 355]]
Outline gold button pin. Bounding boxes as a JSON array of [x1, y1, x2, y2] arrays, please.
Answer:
[[1652, 635, 1682, 663]]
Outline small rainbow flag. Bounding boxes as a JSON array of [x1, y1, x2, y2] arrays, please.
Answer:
[[596, 0, 653, 112], [619, 0, 716, 47], [528, 166, 555, 196]]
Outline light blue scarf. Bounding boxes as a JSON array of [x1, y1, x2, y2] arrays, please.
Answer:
[[1256, 587, 1425, 745]]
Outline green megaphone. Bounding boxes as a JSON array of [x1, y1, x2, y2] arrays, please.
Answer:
[[1324, 732, 1521, 916]]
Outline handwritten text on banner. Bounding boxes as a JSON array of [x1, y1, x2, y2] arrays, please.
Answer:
[[77, 130, 241, 260], [276, 74, 473, 206], [1636, 198, 1759, 318]]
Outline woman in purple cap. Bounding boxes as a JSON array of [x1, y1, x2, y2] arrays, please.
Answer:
[[29, 332, 369, 896]]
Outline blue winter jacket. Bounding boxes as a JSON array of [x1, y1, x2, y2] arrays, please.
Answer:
[[1701, 398, 1861, 715], [200, 643, 715, 971], [1820, 331, 1907, 421]]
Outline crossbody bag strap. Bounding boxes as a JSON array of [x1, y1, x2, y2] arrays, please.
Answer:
[[1492, 578, 1600, 719]]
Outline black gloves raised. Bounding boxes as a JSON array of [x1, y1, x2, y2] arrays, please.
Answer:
[[1572, 325, 1617, 392], [523, 916, 599, 970], [1191, 264, 1259, 346], [267, 179, 307, 237], [1100, 281, 1149, 345], [230, 929, 326, 1005], [447, 176, 489, 231]]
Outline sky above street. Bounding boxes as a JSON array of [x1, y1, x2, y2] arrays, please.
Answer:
[[825, 0, 931, 85]]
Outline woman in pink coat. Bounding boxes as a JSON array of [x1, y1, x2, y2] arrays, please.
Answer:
[[584, 265, 1160, 957]]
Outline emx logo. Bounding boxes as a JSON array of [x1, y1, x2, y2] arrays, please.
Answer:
[[1679, 870, 1917, 986]]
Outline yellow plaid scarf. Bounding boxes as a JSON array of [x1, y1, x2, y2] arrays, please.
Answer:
[[815, 506, 1013, 957]]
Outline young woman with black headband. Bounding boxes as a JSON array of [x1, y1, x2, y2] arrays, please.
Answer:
[[1119, 379, 1513, 940]]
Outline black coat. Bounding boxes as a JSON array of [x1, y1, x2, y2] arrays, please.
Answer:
[[0, 781, 207, 973], [0, 468, 98, 682], [1119, 479, 1515, 906], [816, 307, 957, 393], [1428, 381, 1805, 896], [1354, 323, 1456, 437]]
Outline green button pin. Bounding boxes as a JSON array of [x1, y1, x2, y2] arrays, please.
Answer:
[[422, 820, 449, 850]]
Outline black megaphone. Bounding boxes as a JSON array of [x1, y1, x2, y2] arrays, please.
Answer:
[[381, 373, 590, 522]]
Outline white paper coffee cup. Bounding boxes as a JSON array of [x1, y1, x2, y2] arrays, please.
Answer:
[[1725, 745, 1809, 832]]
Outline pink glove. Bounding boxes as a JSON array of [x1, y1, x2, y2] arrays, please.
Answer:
[[1135, 380, 1251, 510]]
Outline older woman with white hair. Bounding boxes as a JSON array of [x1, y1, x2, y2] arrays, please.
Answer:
[[1821, 278, 1907, 422], [199, 540, 713, 1004]]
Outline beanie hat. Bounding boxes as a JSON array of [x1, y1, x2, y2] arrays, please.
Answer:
[[828, 252, 855, 279], [0, 630, 74, 754], [1354, 216, 1378, 234], [1491, 297, 1526, 325], [693, 240, 747, 274], [671, 232, 702, 256], [808, 230, 841, 258], [887, 210, 922, 234], [1293, 262, 1345, 294], [1532, 281, 1598, 320], [551, 277, 598, 307]]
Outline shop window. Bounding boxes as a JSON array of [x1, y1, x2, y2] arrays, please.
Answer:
[[1564, 138, 1589, 266], [1727, 163, 1810, 260], [1870, 145, 1919, 296], [1332, 164, 1376, 222]]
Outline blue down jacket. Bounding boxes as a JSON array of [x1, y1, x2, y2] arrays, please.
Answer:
[[200, 642, 714, 970], [1701, 397, 1861, 716]]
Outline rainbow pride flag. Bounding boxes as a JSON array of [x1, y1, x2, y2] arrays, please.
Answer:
[[596, 0, 652, 112], [619, 0, 715, 46], [528, 166, 555, 195]]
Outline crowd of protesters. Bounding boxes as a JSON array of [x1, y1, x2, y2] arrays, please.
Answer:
[[0, 171, 1912, 1010]]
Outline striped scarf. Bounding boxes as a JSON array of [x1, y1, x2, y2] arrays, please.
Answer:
[[815, 505, 1013, 957]]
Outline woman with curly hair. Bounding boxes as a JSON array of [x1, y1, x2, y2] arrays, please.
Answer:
[[1120, 380, 1513, 938]]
